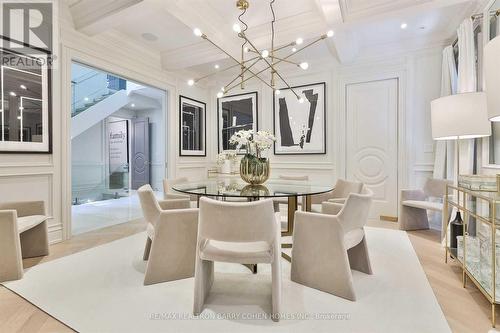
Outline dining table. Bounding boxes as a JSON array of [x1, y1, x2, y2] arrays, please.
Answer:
[[172, 178, 334, 267]]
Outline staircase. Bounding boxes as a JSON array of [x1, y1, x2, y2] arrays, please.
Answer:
[[71, 70, 129, 138]]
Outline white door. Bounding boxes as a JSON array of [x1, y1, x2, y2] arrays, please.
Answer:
[[346, 78, 398, 220]]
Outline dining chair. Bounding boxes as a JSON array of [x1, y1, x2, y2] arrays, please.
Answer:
[[163, 177, 199, 205], [138, 184, 199, 285], [291, 189, 373, 301], [0, 201, 49, 282], [273, 174, 309, 233], [193, 197, 281, 321], [306, 178, 364, 213]]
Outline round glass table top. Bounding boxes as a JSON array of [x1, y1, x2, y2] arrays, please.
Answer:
[[171, 179, 333, 198]]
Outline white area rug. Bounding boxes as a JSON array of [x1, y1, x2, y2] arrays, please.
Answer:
[[3, 227, 450, 333]]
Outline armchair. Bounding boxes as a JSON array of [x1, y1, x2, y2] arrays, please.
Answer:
[[0, 201, 49, 282], [291, 190, 373, 301], [399, 178, 452, 235]]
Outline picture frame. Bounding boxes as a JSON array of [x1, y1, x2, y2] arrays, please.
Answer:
[[0, 35, 52, 153], [179, 95, 206, 156], [273, 82, 326, 155], [217, 91, 258, 154]]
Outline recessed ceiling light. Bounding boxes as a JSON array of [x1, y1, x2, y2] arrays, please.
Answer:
[[214, 64, 220, 69], [141, 32, 158, 41], [20, 84, 27, 90], [9, 91, 16, 96], [401, 23, 408, 29]]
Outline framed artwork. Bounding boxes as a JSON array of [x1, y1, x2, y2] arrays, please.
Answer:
[[217, 91, 258, 153], [0, 35, 52, 153], [179, 95, 206, 156], [273, 82, 326, 155]]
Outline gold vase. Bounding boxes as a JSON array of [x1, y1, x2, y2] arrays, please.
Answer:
[[240, 155, 270, 185]]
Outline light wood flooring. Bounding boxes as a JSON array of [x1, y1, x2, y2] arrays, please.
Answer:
[[0, 218, 497, 333]]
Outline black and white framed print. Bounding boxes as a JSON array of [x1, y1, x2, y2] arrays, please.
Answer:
[[273, 82, 326, 155], [0, 36, 52, 153], [179, 95, 206, 156], [217, 91, 258, 153]]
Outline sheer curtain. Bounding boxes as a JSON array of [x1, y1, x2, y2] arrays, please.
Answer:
[[456, 18, 477, 176], [433, 46, 458, 179]]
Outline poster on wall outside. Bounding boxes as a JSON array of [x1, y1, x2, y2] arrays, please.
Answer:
[[273, 82, 326, 155], [108, 120, 129, 174]]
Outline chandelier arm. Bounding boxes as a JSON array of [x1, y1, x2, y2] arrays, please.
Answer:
[[224, 65, 272, 94], [240, 33, 300, 99], [269, 55, 300, 66], [195, 61, 251, 82], [280, 35, 327, 61], [223, 57, 262, 90], [201, 34, 274, 90]]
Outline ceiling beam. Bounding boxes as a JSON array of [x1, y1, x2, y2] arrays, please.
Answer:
[[71, 0, 146, 36]]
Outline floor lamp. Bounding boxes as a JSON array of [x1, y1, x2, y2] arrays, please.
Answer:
[[431, 92, 491, 247]]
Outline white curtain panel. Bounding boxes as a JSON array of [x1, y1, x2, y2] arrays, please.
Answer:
[[456, 18, 477, 177], [433, 46, 458, 179]]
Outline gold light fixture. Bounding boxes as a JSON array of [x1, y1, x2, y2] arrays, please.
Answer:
[[189, 0, 334, 100]]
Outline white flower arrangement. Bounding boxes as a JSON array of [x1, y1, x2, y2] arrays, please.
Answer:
[[229, 129, 276, 158], [216, 151, 237, 165]]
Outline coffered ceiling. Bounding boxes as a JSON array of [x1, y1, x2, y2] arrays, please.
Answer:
[[65, 0, 482, 80]]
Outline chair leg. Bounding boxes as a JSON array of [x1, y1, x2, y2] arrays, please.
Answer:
[[399, 206, 429, 231], [143, 237, 152, 261], [193, 258, 214, 316], [347, 236, 372, 275], [19, 221, 49, 259], [271, 247, 282, 322]]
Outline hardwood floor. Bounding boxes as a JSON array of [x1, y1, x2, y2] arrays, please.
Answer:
[[0, 218, 497, 332]]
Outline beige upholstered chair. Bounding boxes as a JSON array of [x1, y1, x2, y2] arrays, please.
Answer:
[[193, 197, 281, 321], [291, 189, 373, 301], [306, 178, 364, 213], [0, 201, 49, 282], [138, 185, 199, 285], [163, 177, 199, 204], [400, 178, 452, 234]]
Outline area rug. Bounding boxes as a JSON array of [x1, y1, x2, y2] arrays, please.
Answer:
[[3, 227, 451, 333]]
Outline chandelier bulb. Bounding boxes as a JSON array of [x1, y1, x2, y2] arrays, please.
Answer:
[[275, 89, 281, 95], [299, 62, 309, 70], [233, 23, 242, 33], [187, 79, 195, 86], [217, 91, 224, 98], [327, 30, 334, 38], [295, 37, 303, 45], [298, 97, 304, 103], [193, 28, 202, 37], [261, 50, 269, 58], [292, 47, 297, 52]]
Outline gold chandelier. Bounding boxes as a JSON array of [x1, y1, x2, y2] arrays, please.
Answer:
[[188, 0, 334, 102]]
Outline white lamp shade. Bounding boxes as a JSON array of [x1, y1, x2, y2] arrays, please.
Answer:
[[485, 35, 500, 121], [431, 92, 491, 140]]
